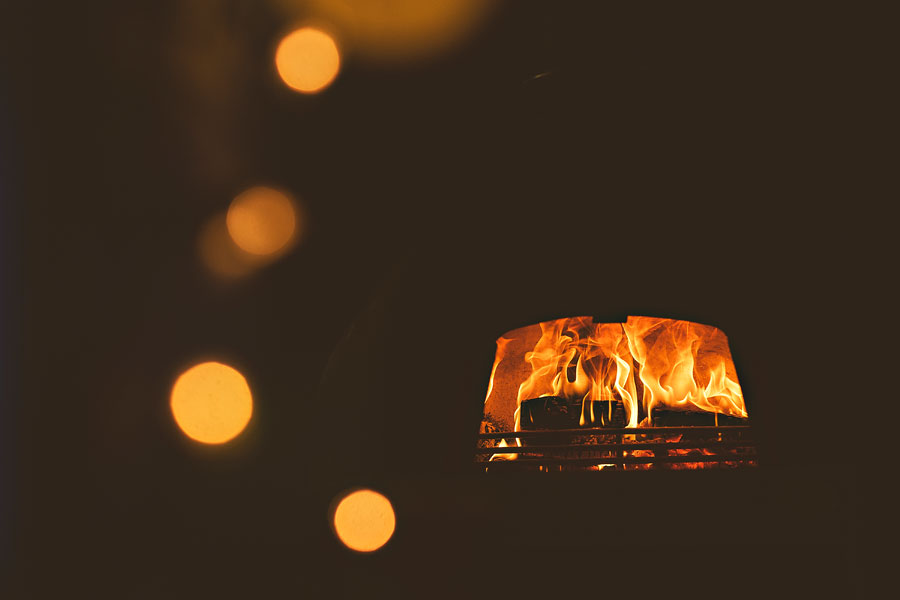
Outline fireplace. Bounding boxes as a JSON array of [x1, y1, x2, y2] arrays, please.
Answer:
[[476, 316, 757, 471]]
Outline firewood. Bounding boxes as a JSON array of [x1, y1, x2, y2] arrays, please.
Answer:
[[519, 397, 627, 430]]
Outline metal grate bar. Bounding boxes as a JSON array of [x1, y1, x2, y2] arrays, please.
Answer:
[[474, 441, 756, 454], [479, 425, 752, 440], [482, 455, 756, 467]]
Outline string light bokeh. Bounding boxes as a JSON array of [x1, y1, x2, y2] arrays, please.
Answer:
[[331, 489, 397, 552], [275, 27, 341, 93], [226, 186, 300, 256], [170, 362, 253, 444], [198, 187, 304, 280]]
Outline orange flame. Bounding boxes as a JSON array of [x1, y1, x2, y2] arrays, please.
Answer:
[[483, 316, 746, 435], [484, 337, 511, 405], [622, 316, 746, 424], [488, 438, 519, 461], [514, 317, 638, 431]]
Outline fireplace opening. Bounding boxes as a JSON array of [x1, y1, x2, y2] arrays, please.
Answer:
[[476, 316, 757, 471]]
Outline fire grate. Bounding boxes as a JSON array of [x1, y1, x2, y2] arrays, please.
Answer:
[[476, 425, 757, 471]]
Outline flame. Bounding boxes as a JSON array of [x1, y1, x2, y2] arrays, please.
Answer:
[[484, 337, 511, 404], [513, 317, 639, 432], [489, 438, 519, 461], [480, 315, 747, 474], [622, 316, 746, 424]]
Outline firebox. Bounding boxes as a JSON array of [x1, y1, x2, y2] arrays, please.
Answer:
[[476, 316, 757, 471]]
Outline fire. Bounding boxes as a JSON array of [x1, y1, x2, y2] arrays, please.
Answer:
[[482, 316, 746, 436], [484, 337, 512, 405], [489, 438, 519, 461], [514, 317, 639, 430], [622, 316, 746, 424]]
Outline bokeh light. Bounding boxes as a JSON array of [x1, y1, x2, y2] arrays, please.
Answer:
[[296, 0, 497, 64], [332, 489, 396, 552], [197, 213, 266, 279], [275, 27, 340, 93], [170, 362, 253, 444], [226, 186, 299, 256]]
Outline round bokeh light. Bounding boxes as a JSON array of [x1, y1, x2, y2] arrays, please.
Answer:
[[226, 186, 298, 257], [170, 361, 253, 444], [332, 489, 396, 552], [275, 27, 340, 93]]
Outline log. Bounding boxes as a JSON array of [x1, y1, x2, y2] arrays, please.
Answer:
[[519, 397, 627, 430], [648, 408, 747, 428]]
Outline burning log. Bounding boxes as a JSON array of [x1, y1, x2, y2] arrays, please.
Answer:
[[518, 396, 572, 430], [519, 396, 626, 430], [646, 408, 746, 428], [517, 395, 627, 461]]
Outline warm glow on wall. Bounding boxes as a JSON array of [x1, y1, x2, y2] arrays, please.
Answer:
[[226, 186, 299, 257], [275, 27, 340, 93], [332, 489, 396, 552], [170, 362, 253, 444], [300, 0, 496, 64]]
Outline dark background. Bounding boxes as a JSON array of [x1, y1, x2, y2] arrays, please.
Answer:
[[2, 1, 879, 597]]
